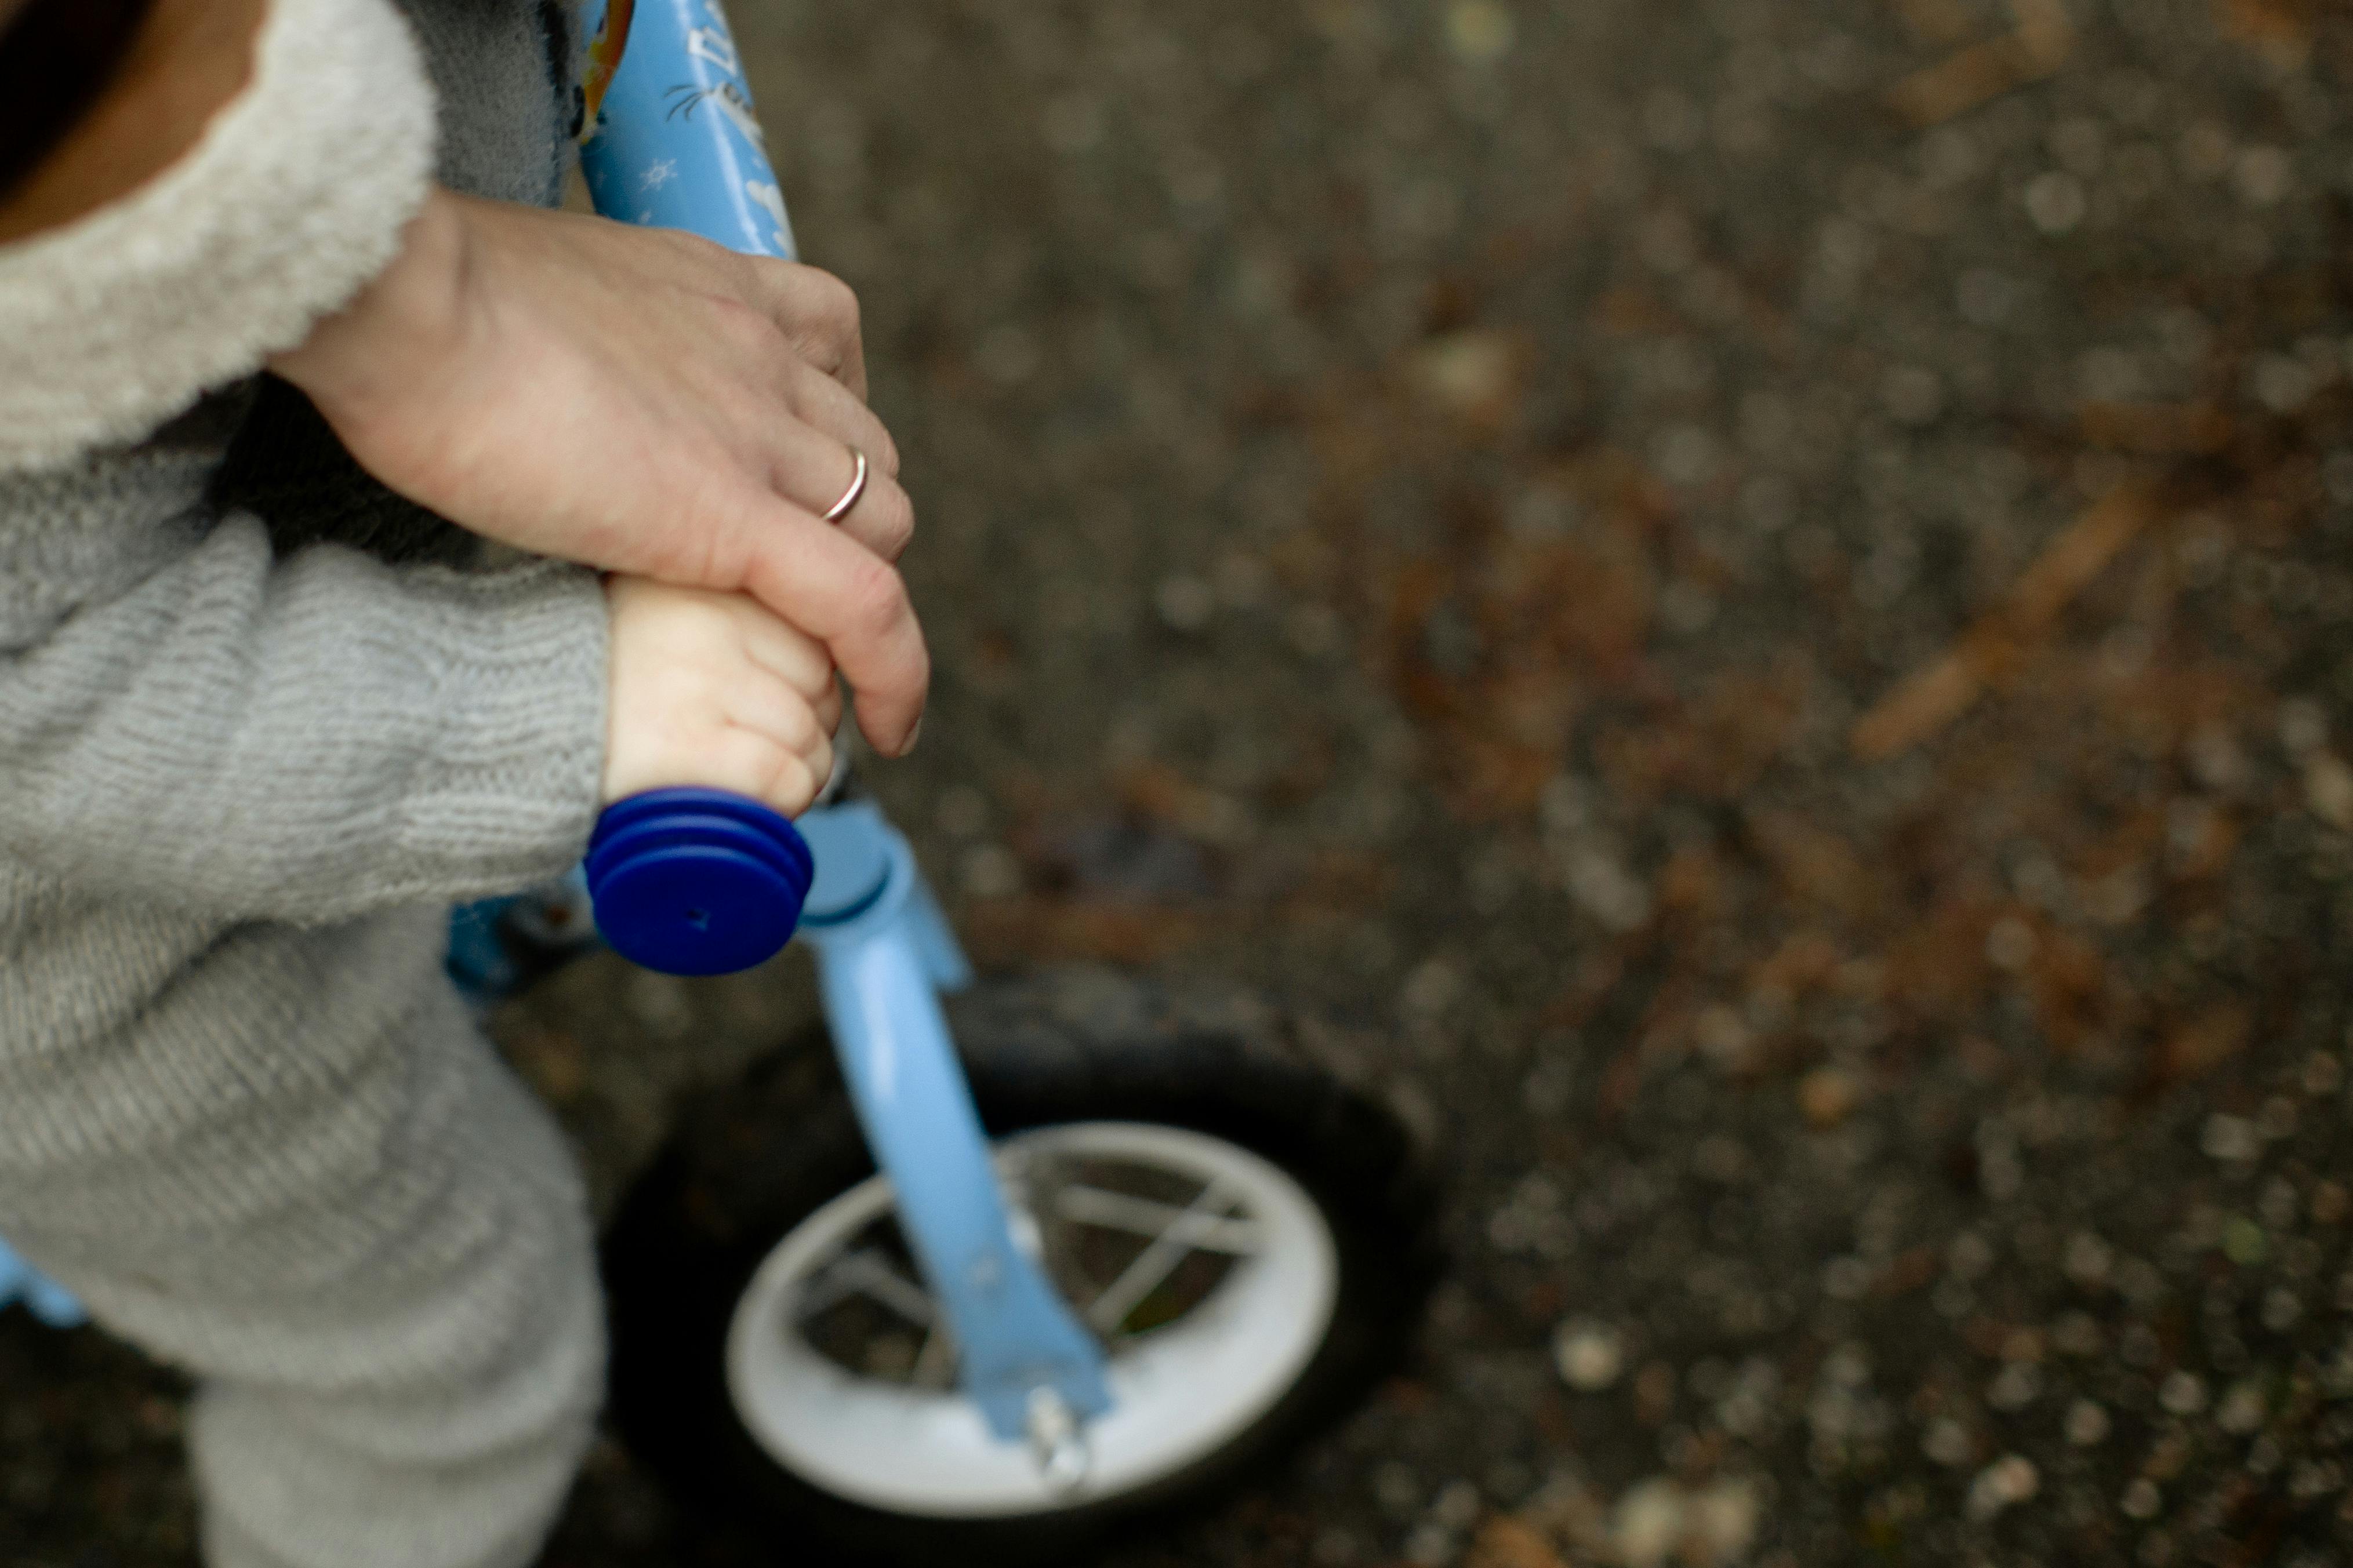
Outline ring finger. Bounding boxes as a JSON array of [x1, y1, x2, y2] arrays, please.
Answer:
[[762, 424, 917, 562], [780, 355, 900, 479]]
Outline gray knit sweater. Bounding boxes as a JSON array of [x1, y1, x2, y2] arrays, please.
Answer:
[[0, 0, 611, 1146]]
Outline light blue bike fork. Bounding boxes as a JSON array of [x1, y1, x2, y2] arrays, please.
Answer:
[[794, 805, 1110, 1461], [1, 0, 1114, 1478]]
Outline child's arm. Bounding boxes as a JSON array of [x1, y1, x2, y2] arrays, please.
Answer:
[[0, 459, 612, 921], [0, 461, 843, 923]]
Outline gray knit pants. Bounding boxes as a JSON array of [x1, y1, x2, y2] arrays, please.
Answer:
[[0, 905, 603, 1568]]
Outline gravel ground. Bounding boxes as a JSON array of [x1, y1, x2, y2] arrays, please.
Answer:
[[12, 0, 2353, 1564]]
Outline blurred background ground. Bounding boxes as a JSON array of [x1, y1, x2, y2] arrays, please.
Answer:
[[10, 0, 2353, 1563]]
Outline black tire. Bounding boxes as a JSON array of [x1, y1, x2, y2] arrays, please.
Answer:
[[603, 967, 1443, 1566]]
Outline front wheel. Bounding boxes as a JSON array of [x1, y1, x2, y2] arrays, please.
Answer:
[[604, 968, 1441, 1566]]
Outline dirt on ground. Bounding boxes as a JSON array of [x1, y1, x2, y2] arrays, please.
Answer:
[[11, 0, 2353, 1564]]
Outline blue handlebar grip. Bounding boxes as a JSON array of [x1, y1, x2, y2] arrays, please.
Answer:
[[586, 788, 815, 976]]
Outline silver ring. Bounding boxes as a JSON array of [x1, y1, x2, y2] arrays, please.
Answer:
[[820, 448, 869, 523]]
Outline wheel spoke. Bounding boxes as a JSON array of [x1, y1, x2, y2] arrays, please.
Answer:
[[1084, 1178, 1237, 1334], [797, 1246, 937, 1329], [1052, 1183, 1263, 1256]]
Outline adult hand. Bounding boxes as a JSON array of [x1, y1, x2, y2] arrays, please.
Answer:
[[271, 185, 927, 754]]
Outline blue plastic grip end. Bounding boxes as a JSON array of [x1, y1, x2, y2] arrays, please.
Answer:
[[586, 788, 815, 976]]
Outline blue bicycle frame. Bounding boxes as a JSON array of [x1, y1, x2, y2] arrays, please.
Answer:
[[576, 0, 1111, 1458], [1, 0, 1113, 1476]]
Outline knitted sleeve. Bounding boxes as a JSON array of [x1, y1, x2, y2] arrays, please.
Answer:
[[0, 0, 611, 922], [0, 445, 609, 923]]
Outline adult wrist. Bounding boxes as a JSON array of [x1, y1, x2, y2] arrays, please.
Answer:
[[270, 184, 472, 423]]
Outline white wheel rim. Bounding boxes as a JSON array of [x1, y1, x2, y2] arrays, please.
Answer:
[[724, 1122, 1341, 1518]]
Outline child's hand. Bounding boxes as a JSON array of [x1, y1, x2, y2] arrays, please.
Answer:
[[601, 577, 844, 817]]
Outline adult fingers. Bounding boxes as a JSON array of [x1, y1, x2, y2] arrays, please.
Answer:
[[766, 434, 916, 562], [735, 504, 929, 755], [780, 355, 899, 478], [746, 259, 869, 401]]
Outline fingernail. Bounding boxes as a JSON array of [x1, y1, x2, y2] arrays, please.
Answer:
[[899, 714, 923, 755]]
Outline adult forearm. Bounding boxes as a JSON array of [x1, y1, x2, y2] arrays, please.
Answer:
[[0, 0, 266, 242]]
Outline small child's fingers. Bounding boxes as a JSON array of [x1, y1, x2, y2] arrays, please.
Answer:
[[705, 727, 829, 818], [727, 596, 833, 696], [721, 673, 830, 767]]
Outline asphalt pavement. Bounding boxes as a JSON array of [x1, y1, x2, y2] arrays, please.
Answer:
[[9, 1, 2353, 1564]]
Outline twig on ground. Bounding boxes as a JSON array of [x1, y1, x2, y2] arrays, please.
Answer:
[[1851, 478, 2166, 761], [1887, 0, 2076, 126]]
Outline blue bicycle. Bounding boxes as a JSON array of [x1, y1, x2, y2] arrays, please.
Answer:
[[4, 3, 1439, 1561]]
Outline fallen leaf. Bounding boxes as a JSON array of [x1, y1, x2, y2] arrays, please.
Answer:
[[1800, 1066, 1863, 1129], [2079, 401, 2234, 455], [2008, 0, 2076, 67], [503, 1024, 586, 1103], [1654, 843, 1726, 920], [1887, 37, 2042, 126], [1886, 0, 2074, 127], [1748, 930, 1844, 998], [1746, 812, 1876, 918], [2217, 0, 2315, 66], [1850, 643, 1987, 763], [2161, 1002, 2253, 1081], [962, 898, 1212, 966], [1882, 897, 1999, 1019], [1469, 1515, 1570, 1568], [2027, 926, 2113, 1050], [2007, 478, 2165, 630]]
